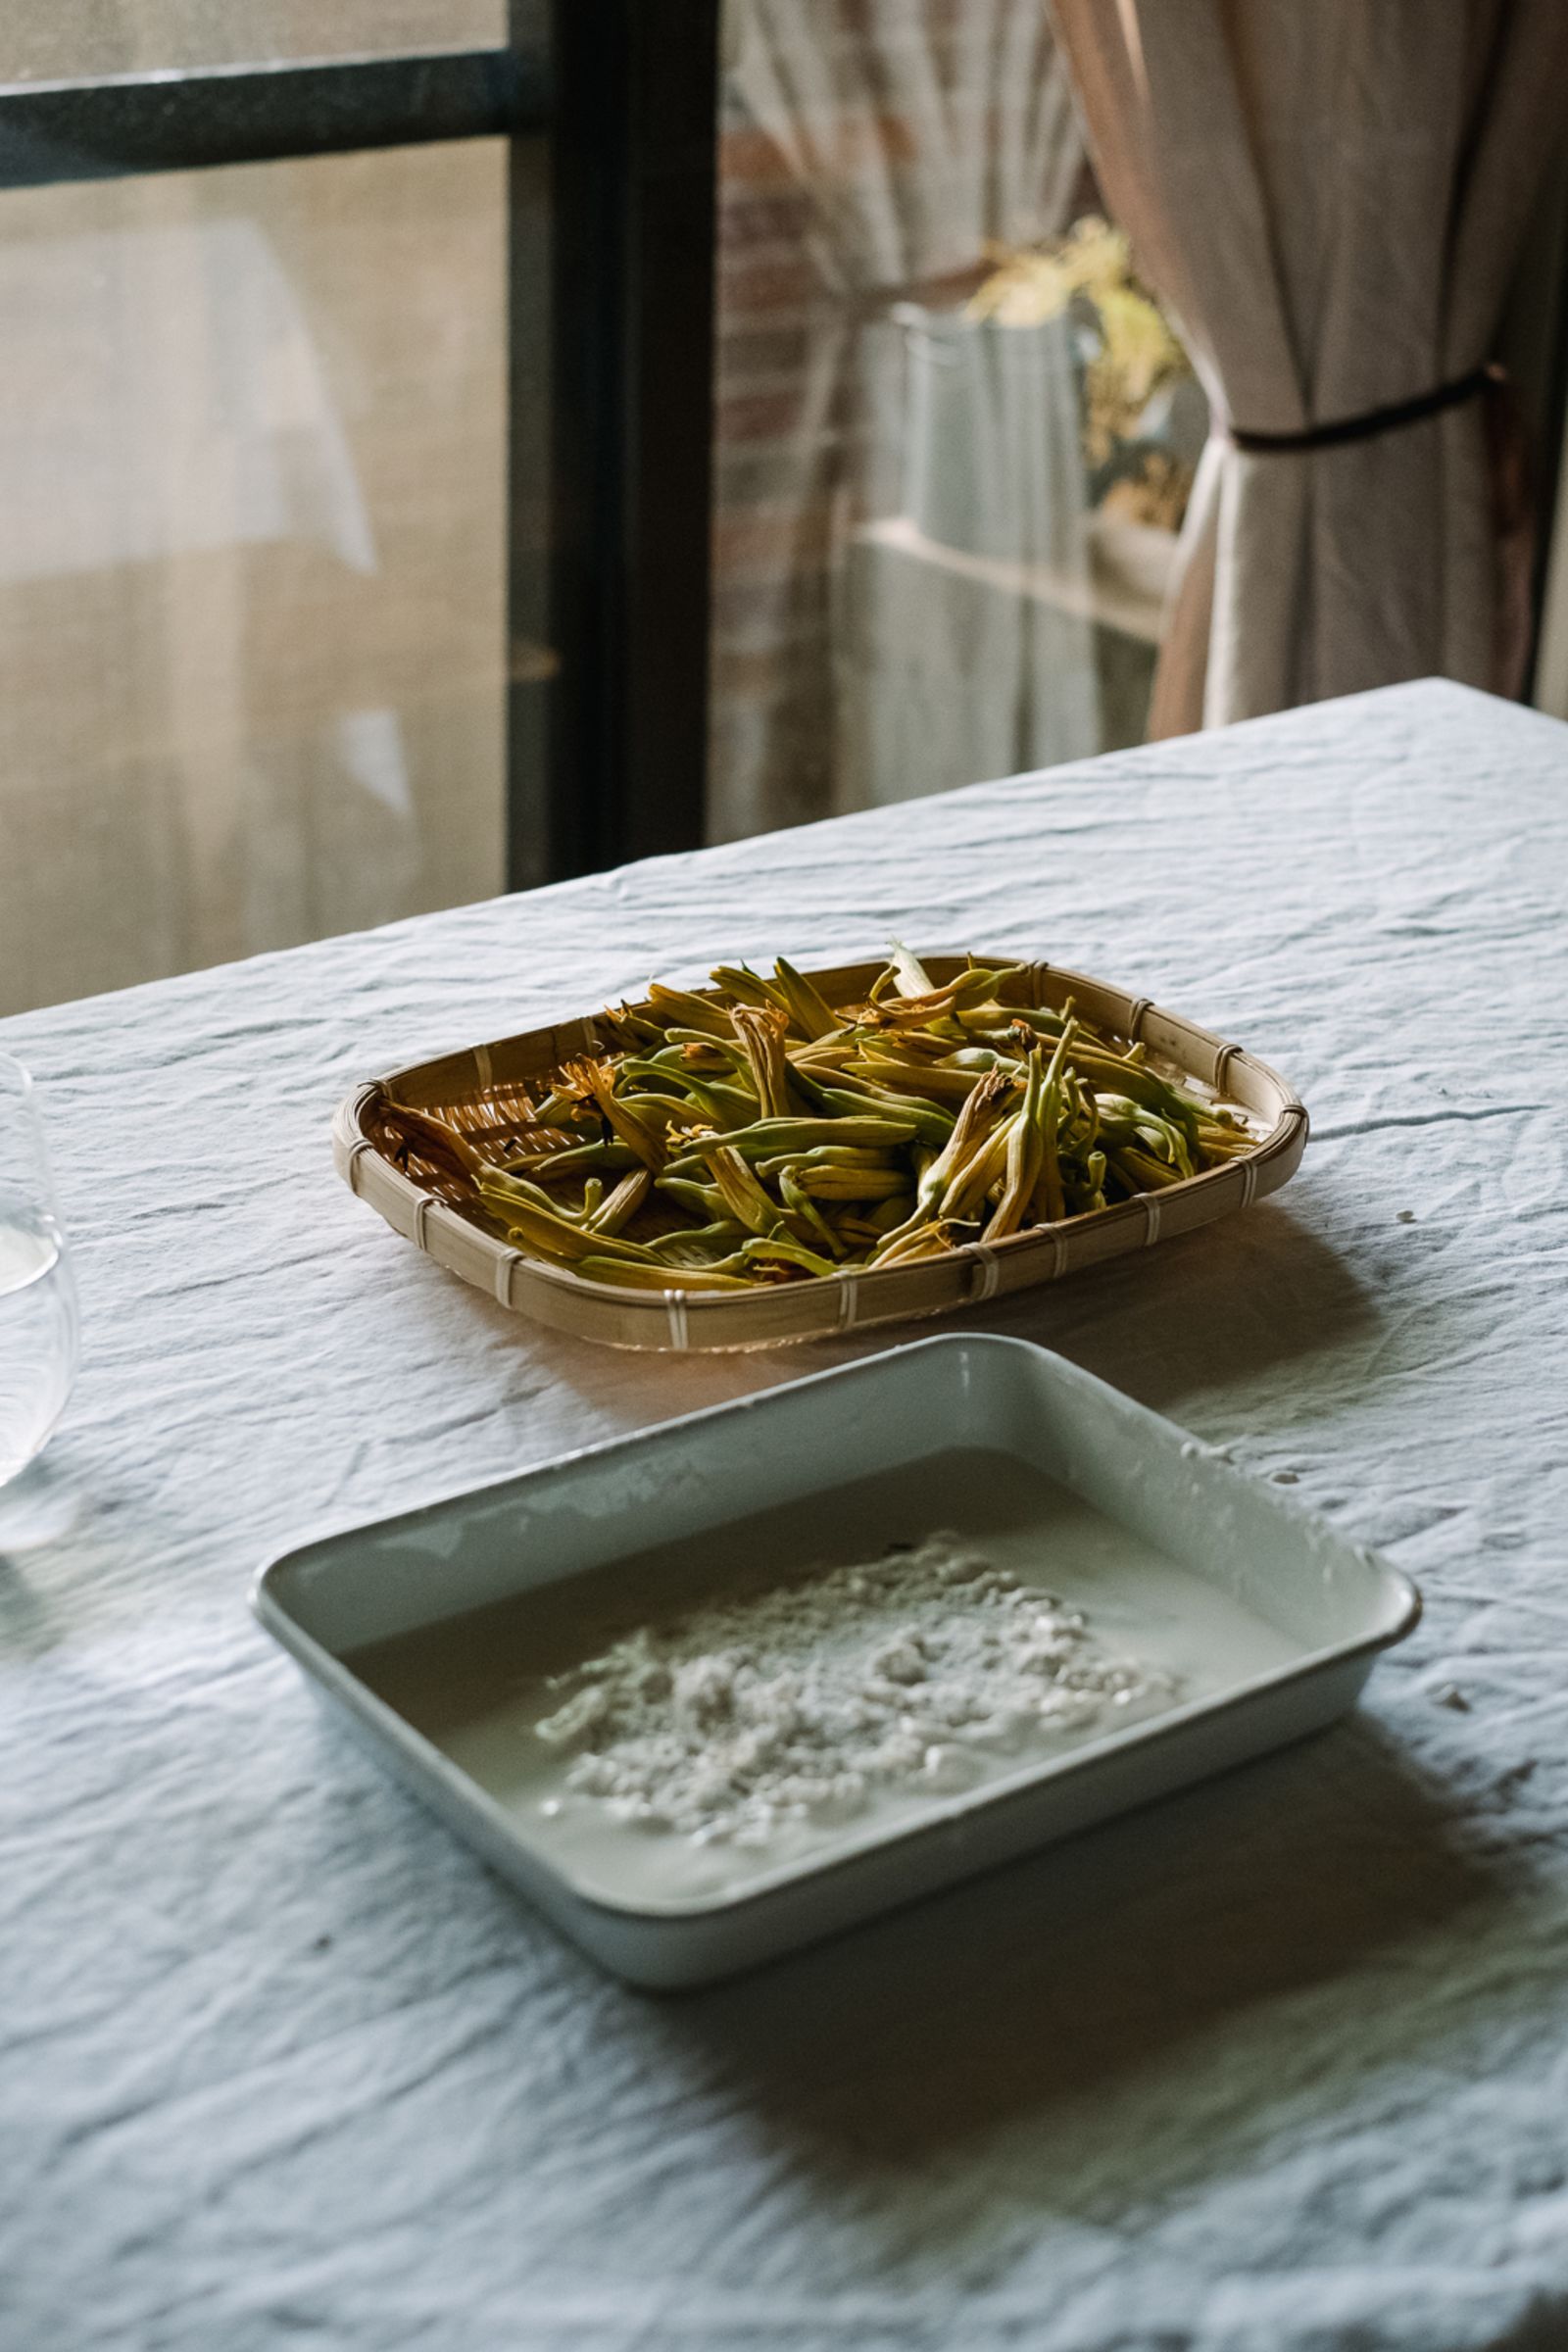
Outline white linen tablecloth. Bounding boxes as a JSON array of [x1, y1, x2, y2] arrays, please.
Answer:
[[3, 679, 1566, 2352]]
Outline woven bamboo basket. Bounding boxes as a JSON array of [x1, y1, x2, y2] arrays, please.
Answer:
[[333, 956, 1307, 1352]]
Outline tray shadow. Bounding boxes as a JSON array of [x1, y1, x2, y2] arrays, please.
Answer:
[[506, 1193, 1373, 1435], [669, 1718, 1514, 2203], [972, 1193, 1378, 1418]]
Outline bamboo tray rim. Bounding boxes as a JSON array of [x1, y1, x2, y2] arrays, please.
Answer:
[[333, 955, 1308, 1348]]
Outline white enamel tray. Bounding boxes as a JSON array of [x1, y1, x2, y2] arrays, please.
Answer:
[[254, 1337, 1418, 1989]]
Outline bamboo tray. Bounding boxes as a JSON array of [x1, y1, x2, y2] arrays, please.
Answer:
[[333, 956, 1307, 1352]]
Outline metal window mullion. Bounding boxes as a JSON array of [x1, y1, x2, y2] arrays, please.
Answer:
[[525, 0, 719, 885], [0, 48, 543, 189]]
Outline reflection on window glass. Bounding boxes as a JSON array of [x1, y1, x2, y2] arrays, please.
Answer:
[[963, 220, 1202, 537], [0, 138, 521, 1016], [0, 2, 504, 84], [710, 0, 1204, 843]]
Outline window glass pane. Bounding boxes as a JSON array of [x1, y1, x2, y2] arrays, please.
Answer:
[[710, 0, 1204, 840], [0, 3, 504, 84], [0, 135, 526, 1015]]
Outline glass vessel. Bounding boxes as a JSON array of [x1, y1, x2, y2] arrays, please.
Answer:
[[0, 1054, 78, 1487]]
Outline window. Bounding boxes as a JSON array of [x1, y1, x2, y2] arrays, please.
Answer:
[[0, 8, 542, 1016], [709, 0, 1203, 839], [0, 4, 505, 80]]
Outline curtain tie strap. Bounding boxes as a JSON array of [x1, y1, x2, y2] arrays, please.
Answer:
[[1229, 364, 1499, 456]]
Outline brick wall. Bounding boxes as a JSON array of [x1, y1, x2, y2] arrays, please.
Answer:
[[709, 95, 835, 840]]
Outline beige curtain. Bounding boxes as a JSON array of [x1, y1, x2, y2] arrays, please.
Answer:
[[1049, 0, 1568, 736]]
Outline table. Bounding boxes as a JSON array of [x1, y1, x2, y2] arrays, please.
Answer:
[[4, 679, 1567, 2352]]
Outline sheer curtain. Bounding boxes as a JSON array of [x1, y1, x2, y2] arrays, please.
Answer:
[[1049, 0, 1568, 736], [714, 0, 1092, 838]]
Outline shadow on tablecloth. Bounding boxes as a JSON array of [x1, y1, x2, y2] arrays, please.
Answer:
[[469, 1191, 1379, 1443], [668, 1715, 1519, 2221]]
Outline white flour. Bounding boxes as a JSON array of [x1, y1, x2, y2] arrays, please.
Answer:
[[534, 1531, 1172, 1848]]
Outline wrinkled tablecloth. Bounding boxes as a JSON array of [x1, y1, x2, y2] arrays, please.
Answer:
[[3, 680, 1566, 2352]]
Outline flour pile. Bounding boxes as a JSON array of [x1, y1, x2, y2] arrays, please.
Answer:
[[534, 1532, 1170, 1847]]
